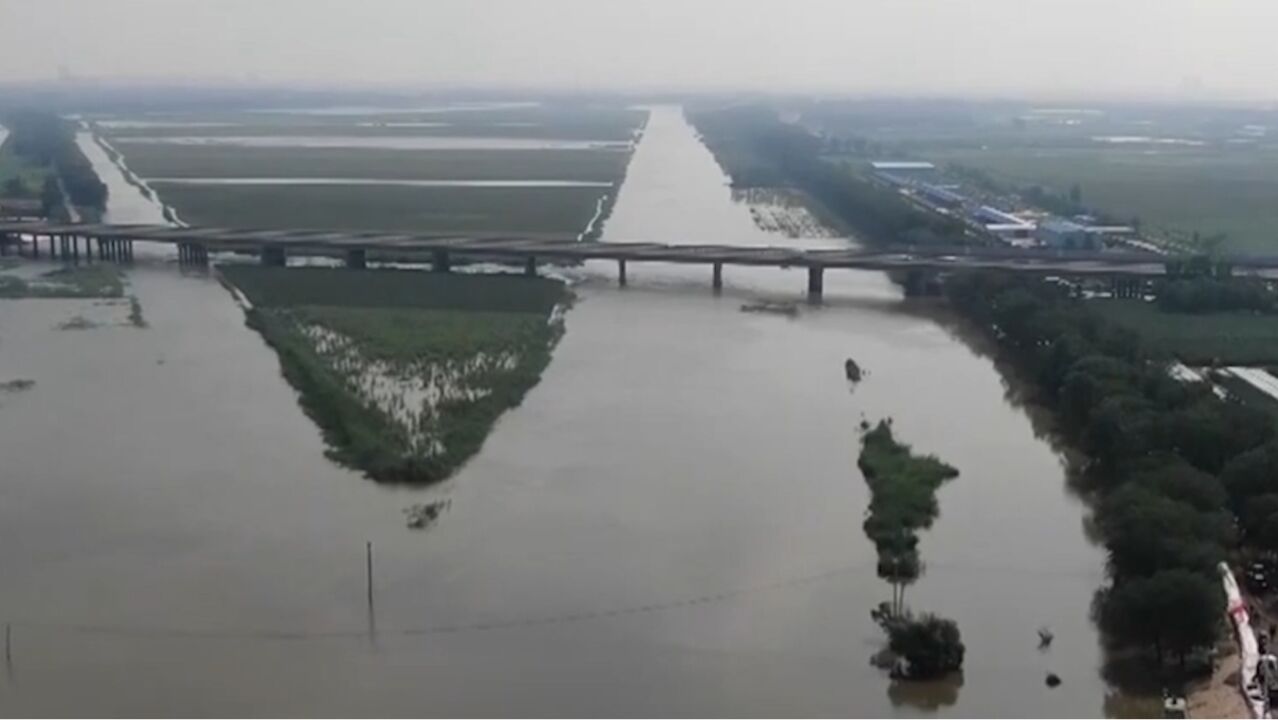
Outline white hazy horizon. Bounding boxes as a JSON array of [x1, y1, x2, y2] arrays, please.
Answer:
[[2, 0, 1277, 103]]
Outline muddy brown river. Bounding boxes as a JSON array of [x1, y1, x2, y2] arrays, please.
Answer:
[[0, 106, 1109, 716]]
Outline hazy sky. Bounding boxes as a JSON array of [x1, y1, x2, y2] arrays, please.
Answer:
[[3, 0, 1277, 101]]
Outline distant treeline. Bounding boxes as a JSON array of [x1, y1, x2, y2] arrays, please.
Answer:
[[947, 272, 1278, 665], [688, 106, 967, 246], [1158, 276, 1276, 314], [3, 110, 107, 212]]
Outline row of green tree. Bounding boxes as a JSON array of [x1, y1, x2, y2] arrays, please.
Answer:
[[946, 272, 1273, 665], [3, 110, 107, 212], [1156, 276, 1276, 314], [688, 106, 967, 247]]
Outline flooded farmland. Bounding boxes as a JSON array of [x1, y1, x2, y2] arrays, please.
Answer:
[[0, 106, 1109, 716]]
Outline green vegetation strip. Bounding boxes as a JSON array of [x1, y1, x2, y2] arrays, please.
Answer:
[[222, 266, 570, 483], [948, 273, 1243, 666], [0, 265, 124, 299], [858, 420, 959, 584], [858, 420, 964, 680], [1105, 299, 1278, 365]]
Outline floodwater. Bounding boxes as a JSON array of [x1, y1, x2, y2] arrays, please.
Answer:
[[0, 106, 1108, 716], [75, 131, 173, 226], [114, 136, 631, 151]]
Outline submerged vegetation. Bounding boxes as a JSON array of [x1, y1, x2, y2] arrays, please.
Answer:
[[858, 420, 964, 680], [858, 420, 959, 605], [689, 105, 966, 247], [0, 265, 125, 299], [127, 296, 148, 328], [222, 266, 570, 483], [871, 604, 966, 680], [947, 272, 1245, 665]]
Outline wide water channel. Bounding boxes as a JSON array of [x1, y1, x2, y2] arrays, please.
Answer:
[[1, 106, 1109, 716]]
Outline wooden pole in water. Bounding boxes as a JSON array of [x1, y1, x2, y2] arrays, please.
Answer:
[[366, 541, 374, 610], [5, 622, 11, 673]]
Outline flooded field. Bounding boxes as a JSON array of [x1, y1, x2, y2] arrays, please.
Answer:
[[0, 106, 1109, 716], [91, 102, 647, 236]]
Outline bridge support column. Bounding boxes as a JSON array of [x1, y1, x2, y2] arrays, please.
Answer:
[[261, 246, 286, 267], [712, 262, 723, 292], [618, 259, 627, 287], [345, 248, 367, 269], [807, 265, 824, 301], [72, 235, 80, 264], [30, 234, 38, 259], [432, 249, 451, 273], [524, 255, 536, 277]]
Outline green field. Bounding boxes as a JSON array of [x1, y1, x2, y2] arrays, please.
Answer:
[[929, 145, 1278, 253], [223, 266, 569, 483], [153, 182, 608, 235], [110, 144, 629, 182], [1102, 299, 1278, 364], [224, 265, 565, 311]]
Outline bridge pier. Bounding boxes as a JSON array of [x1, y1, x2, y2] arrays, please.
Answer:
[[432, 249, 451, 273], [29, 234, 37, 259], [524, 255, 536, 277], [261, 246, 286, 267], [345, 248, 367, 269], [712, 262, 723, 292], [807, 265, 824, 301], [618, 259, 627, 287], [179, 243, 208, 267]]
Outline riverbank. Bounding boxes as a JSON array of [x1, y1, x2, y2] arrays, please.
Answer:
[[221, 265, 570, 483]]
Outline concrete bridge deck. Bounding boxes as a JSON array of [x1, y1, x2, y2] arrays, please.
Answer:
[[0, 221, 1269, 298]]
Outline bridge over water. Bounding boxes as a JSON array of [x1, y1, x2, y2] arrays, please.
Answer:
[[1, 221, 1272, 298]]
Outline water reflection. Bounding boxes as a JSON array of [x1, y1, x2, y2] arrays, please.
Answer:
[[887, 673, 964, 711]]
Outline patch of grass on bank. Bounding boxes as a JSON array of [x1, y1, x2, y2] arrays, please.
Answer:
[[221, 266, 570, 484], [1102, 299, 1278, 365], [150, 182, 609, 236], [0, 264, 124, 299], [858, 419, 959, 583]]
